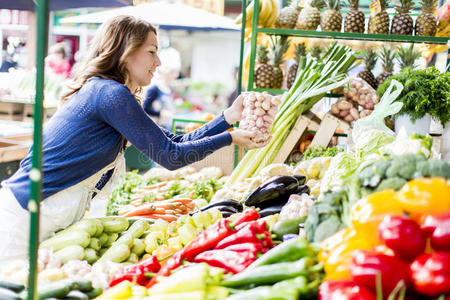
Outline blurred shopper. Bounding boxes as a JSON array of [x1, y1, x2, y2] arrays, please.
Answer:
[[45, 42, 71, 78], [143, 47, 181, 130], [0, 15, 268, 264]]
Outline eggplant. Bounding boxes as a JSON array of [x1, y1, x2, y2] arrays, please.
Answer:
[[200, 199, 243, 212], [256, 196, 289, 209], [292, 175, 306, 185], [259, 204, 284, 217], [221, 211, 234, 218], [295, 185, 310, 195], [245, 176, 299, 206], [207, 205, 237, 214]]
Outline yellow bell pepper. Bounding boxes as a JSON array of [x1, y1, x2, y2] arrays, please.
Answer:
[[394, 178, 450, 218], [319, 228, 374, 280], [351, 189, 404, 243], [96, 280, 133, 299]]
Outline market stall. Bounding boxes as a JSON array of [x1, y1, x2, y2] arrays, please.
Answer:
[[0, 0, 449, 299]]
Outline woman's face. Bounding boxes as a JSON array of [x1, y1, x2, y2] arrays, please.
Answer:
[[126, 31, 161, 91]]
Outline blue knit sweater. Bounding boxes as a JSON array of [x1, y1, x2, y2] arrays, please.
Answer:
[[2, 77, 232, 210]]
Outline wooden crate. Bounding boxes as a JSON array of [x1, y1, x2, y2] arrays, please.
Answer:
[[0, 102, 24, 121], [0, 137, 31, 163], [189, 145, 244, 175], [310, 113, 350, 147]]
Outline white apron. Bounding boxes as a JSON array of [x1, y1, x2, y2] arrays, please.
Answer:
[[0, 152, 126, 266]]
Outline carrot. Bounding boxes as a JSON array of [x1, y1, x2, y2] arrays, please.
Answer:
[[122, 204, 163, 217], [144, 214, 178, 222], [141, 182, 168, 190]]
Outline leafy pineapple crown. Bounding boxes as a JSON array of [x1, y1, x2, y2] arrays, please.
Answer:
[[288, 0, 302, 10], [310, 0, 326, 9], [257, 45, 270, 64], [379, 0, 389, 10], [309, 46, 322, 59], [362, 49, 377, 70], [394, 0, 414, 13], [420, 0, 438, 13], [295, 43, 307, 61], [271, 36, 290, 67], [325, 0, 341, 10], [347, 0, 360, 10], [397, 44, 420, 70], [380, 46, 395, 73]]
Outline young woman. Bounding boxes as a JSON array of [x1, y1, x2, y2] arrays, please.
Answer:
[[0, 15, 267, 264]]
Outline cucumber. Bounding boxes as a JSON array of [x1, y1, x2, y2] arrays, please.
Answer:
[[103, 233, 118, 247], [123, 219, 149, 239], [0, 287, 20, 300], [114, 233, 134, 247], [131, 239, 145, 256], [63, 290, 88, 300], [93, 220, 104, 237], [62, 219, 99, 236], [84, 248, 99, 264], [98, 217, 129, 233], [55, 245, 85, 264], [99, 244, 130, 263], [85, 287, 102, 299], [127, 253, 139, 264], [98, 233, 108, 246], [40, 231, 91, 251], [88, 238, 101, 251], [71, 280, 93, 292], [271, 216, 307, 239], [38, 279, 73, 299], [0, 282, 25, 293]]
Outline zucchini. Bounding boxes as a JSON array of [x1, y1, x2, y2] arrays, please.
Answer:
[[99, 243, 130, 263], [131, 239, 145, 256], [62, 219, 99, 236], [0, 287, 20, 300], [93, 220, 104, 237], [85, 287, 102, 299], [98, 248, 108, 257], [88, 238, 101, 251], [123, 219, 149, 239], [114, 233, 134, 247], [98, 217, 129, 233], [40, 231, 91, 251], [63, 290, 88, 300], [103, 233, 118, 247], [38, 279, 73, 299], [71, 280, 93, 292], [272, 216, 307, 239], [98, 233, 108, 246], [127, 253, 139, 264], [54, 245, 85, 264], [0, 282, 25, 293], [84, 248, 99, 264]]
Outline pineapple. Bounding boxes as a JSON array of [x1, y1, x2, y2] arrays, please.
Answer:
[[321, 0, 342, 32], [376, 46, 395, 86], [415, 0, 438, 36], [344, 0, 365, 33], [296, 0, 324, 30], [390, 0, 414, 35], [255, 45, 274, 89], [287, 43, 306, 89], [358, 49, 378, 89], [397, 44, 420, 71], [309, 45, 322, 60], [275, 0, 302, 29], [270, 36, 290, 89], [368, 0, 390, 34]]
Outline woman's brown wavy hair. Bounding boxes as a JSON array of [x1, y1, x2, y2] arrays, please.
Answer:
[[61, 15, 157, 102]]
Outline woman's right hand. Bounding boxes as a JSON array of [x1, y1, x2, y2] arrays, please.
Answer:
[[230, 129, 271, 149]]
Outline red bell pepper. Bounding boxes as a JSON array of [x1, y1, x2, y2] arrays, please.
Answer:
[[319, 280, 376, 300], [215, 221, 272, 250], [194, 248, 257, 274], [146, 218, 235, 287], [410, 251, 450, 296], [378, 215, 427, 261], [350, 250, 410, 298], [422, 212, 450, 252], [109, 256, 160, 287]]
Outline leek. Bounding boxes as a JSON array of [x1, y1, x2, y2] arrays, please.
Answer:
[[227, 44, 356, 185]]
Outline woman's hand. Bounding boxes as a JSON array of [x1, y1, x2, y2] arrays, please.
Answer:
[[230, 129, 271, 149], [224, 94, 244, 125]]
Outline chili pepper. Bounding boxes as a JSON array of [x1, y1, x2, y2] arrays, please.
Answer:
[[215, 221, 272, 250], [318, 280, 376, 300], [147, 218, 234, 287], [109, 256, 161, 287], [378, 215, 426, 261], [222, 256, 315, 287], [410, 251, 450, 296], [394, 178, 450, 218], [422, 212, 450, 252], [194, 249, 257, 274], [350, 250, 410, 298], [222, 242, 263, 254], [248, 237, 314, 269], [231, 208, 260, 227]]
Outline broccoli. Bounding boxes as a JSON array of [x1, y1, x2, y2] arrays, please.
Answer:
[[375, 177, 407, 192], [417, 159, 450, 179]]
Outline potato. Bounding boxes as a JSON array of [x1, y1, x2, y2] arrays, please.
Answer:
[[350, 107, 360, 119], [339, 109, 350, 117], [256, 117, 264, 128], [254, 101, 262, 108], [262, 100, 271, 110], [330, 103, 340, 115], [255, 108, 265, 116], [344, 114, 354, 122], [337, 100, 352, 110]]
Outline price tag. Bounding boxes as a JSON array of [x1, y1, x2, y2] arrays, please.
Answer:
[[369, 0, 382, 16]]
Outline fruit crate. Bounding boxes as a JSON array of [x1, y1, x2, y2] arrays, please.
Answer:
[[171, 118, 243, 175]]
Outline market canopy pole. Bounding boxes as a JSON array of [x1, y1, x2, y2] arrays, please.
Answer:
[[27, 0, 48, 298]]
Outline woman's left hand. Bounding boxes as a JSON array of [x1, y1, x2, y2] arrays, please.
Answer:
[[224, 94, 244, 125]]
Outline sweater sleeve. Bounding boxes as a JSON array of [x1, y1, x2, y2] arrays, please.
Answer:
[[160, 113, 232, 143], [143, 86, 161, 117], [97, 83, 232, 170]]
